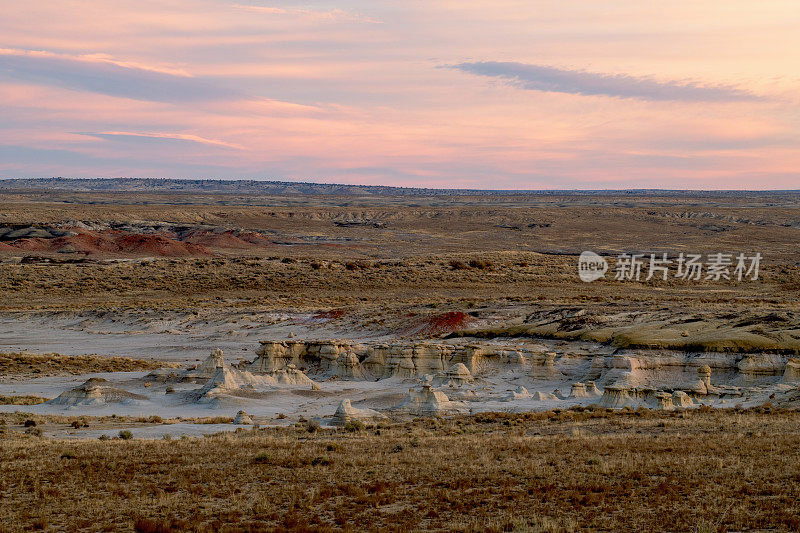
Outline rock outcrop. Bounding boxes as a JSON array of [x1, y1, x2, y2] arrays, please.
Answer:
[[270, 364, 315, 385], [781, 358, 800, 384], [234, 410, 253, 424], [598, 385, 637, 409], [183, 348, 227, 381], [434, 363, 473, 387], [585, 381, 602, 398], [192, 366, 278, 405], [329, 399, 385, 426], [246, 338, 790, 396], [503, 386, 531, 401], [48, 378, 148, 407], [687, 365, 714, 395], [738, 355, 785, 384], [530, 352, 557, 379], [654, 391, 674, 410], [394, 383, 461, 416], [570, 382, 588, 398], [334, 351, 364, 380], [672, 391, 694, 407], [532, 391, 557, 401]]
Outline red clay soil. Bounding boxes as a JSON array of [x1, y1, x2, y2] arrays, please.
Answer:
[[401, 311, 477, 337], [0, 230, 211, 257], [1, 237, 53, 251], [299, 308, 347, 325], [50, 232, 122, 254], [114, 234, 211, 256], [182, 230, 273, 249]]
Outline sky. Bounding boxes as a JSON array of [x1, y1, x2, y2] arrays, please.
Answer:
[[1, 1, 799, 189]]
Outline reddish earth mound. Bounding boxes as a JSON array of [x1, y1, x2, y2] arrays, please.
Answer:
[[0, 230, 211, 257], [114, 234, 211, 257], [299, 309, 347, 325], [400, 311, 477, 337], [2, 238, 52, 251], [50, 232, 121, 254], [183, 230, 273, 249]]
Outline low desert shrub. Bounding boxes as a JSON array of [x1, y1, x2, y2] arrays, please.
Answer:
[[118, 430, 133, 440], [252, 451, 270, 464], [468, 259, 493, 270], [343, 420, 365, 433]]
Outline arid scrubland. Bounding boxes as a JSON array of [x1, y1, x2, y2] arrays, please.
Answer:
[[1, 409, 799, 532], [2, 186, 800, 532]]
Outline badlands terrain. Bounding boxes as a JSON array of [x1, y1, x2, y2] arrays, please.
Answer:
[[1, 180, 799, 531]]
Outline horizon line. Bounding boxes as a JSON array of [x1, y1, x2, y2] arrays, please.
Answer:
[[0, 177, 799, 194]]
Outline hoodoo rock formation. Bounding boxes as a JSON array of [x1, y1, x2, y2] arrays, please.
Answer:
[[329, 399, 385, 426], [394, 383, 462, 416]]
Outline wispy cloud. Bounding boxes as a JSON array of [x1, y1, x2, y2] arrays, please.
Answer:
[[229, 4, 382, 24], [76, 131, 245, 149], [451, 61, 760, 102], [0, 48, 239, 103]]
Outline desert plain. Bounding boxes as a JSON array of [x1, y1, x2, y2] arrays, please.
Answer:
[[0, 180, 799, 532]]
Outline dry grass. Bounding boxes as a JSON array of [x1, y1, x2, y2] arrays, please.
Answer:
[[0, 395, 49, 405], [0, 409, 798, 532], [0, 352, 180, 381]]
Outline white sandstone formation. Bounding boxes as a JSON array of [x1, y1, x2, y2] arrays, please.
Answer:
[[196, 367, 242, 399], [193, 366, 278, 404], [585, 381, 602, 398], [394, 383, 460, 416], [737, 354, 785, 384], [503, 386, 531, 401], [434, 363, 473, 387], [360, 344, 387, 377], [249, 341, 291, 373], [570, 382, 588, 398], [183, 348, 227, 380], [234, 410, 253, 424], [530, 352, 557, 379], [329, 399, 386, 426], [334, 351, 364, 379], [598, 385, 637, 409], [500, 349, 527, 365], [687, 365, 715, 395], [654, 391, 674, 410], [246, 338, 781, 398], [270, 364, 315, 385], [48, 378, 149, 407], [781, 358, 800, 384], [582, 355, 607, 382], [531, 391, 557, 401], [449, 389, 480, 401], [672, 391, 694, 407]]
